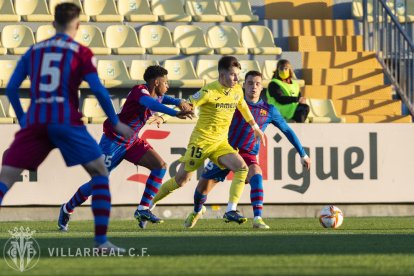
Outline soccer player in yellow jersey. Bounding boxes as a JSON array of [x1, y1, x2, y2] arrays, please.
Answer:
[[147, 56, 265, 226]]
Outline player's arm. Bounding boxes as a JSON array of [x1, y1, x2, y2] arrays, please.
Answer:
[[237, 97, 265, 145], [188, 89, 210, 108], [271, 106, 310, 169], [140, 96, 193, 120], [6, 51, 30, 127], [162, 95, 192, 111]]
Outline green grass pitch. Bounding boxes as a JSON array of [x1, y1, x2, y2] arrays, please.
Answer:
[[1, 217, 414, 275]]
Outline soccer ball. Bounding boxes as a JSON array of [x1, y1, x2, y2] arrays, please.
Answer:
[[319, 205, 343, 229]]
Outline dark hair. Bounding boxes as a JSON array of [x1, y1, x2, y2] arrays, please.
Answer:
[[244, 70, 262, 81], [143, 65, 168, 82], [272, 59, 294, 80], [218, 56, 241, 72], [54, 3, 81, 27]]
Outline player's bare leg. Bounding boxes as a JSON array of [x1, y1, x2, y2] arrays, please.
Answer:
[[134, 149, 167, 228], [152, 162, 194, 205], [219, 153, 249, 224]]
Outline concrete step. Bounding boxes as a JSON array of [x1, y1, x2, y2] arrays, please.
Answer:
[[289, 36, 364, 51], [302, 51, 382, 69], [302, 85, 392, 100]]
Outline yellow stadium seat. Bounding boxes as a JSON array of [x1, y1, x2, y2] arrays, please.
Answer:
[[0, 34, 6, 55], [139, 25, 180, 55], [15, 0, 53, 21], [49, 0, 89, 22], [173, 25, 213, 55], [97, 60, 136, 88], [0, 0, 20, 21], [105, 25, 144, 55], [84, 0, 123, 22], [397, 1, 414, 22], [8, 98, 31, 121], [185, 0, 225, 22], [196, 59, 218, 83], [117, 0, 157, 22], [74, 25, 110, 55], [151, 0, 191, 22], [241, 25, 282, 55], [0, 60, 31, 88], [164, 60, 204, 88], [206, 25, 247, 55], [239, 60, 261, 81], [1, 25, 35, 55], [218, 0, 259, 22], [82, 98, 107, 124], [130, 60, 159, 84], [36, 25, 56, 42], [307, 99, 344, 123], [0, 99, 14, 123]]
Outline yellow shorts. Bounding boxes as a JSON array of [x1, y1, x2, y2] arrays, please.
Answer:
[[179, 139, 237, 172]]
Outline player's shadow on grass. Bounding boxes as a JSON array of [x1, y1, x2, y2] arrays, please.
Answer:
[[1, 234, 414, 257]]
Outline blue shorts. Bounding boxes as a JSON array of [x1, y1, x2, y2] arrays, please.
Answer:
[[99, 134, 153, 172], [3, 124, 102, 170], [201, 161, 230, 182]]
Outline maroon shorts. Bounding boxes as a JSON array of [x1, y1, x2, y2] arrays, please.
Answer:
[[124, 139, 154, 165], [239, 150, 259, 167]]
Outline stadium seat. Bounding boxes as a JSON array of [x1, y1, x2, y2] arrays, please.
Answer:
[[397, 1, 414, 22], [84, 0, 123, 22], [261, 60, 305, 88], [307, 99, 344, 123], [49, 0, 90, 22], [239, 60, 261, 81], [139, 25, 180, 55], [82, 98, 108, 124], [0, 0, 21, 21], [241, 25, 282, 55], [173, 25, 213, 55], [7, 98, 31, 122], [0, 34, 6, 55], [0, 60, 31, 88], [97, 60, 136, 88], [164, 60, 204, 88], [151, 0, 191, 22], [206, 25, 247, 55], [1, 25, 35, 55], [218, 0, 259, 22], [105, 25, 145, 55], [117, 0, 157, 22], [185, 0, 225, 22], [130, 60, 159, 84], [74, 25, 110, 55], [196, 59, 218, 83], [0, 99, 13, 124], [36, 25, 56, 42], [15, 0, 53, 21]]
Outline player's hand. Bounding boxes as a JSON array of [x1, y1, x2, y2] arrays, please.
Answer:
[[114, 121, 134, 139], [253, 127, 266, 146], [178, 100, 193, 112], [147, 115, 164, 128], [176, 110, 195, 120], [301, 155, 311, 171], [299, 97, 307, 104]]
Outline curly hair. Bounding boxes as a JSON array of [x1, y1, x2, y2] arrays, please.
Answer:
[[143, 65, 168, 83]]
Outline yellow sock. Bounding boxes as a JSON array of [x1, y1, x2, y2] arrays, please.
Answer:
[[153, 177, 180, 204], [228, 167, 248, 204]]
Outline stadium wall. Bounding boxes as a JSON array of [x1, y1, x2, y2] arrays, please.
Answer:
[[1, 123, 414, 207]]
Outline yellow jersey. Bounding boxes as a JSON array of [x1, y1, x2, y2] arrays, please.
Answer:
[[188, 80, 254, 144]]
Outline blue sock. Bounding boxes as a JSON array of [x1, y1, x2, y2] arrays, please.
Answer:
[[194, 190, 207, 213], [91, 176, 111, 244], [250, 174, 264, 217], [139, 168, 166, 209], [0, 182, 9, 206], [65, 182, 92, 213]]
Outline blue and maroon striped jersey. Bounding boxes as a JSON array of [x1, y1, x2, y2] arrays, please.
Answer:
[[228, 98, 306, 157], [17, 33, 97, 126], [103, 84, 161, 147]]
